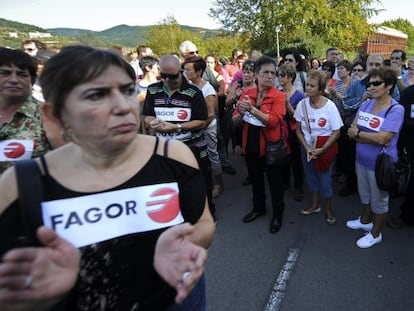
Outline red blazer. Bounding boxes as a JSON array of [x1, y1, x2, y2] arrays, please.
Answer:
[[235, 86, 286, 156]]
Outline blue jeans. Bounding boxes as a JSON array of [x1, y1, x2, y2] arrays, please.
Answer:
[[166, 274, 206, 311], [301, 148, 334, 199]]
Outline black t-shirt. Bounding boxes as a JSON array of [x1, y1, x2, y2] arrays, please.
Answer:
[[399, 85, 414, 159]]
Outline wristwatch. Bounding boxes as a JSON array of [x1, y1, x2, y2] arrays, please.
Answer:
[[176, 123, 182, 133]]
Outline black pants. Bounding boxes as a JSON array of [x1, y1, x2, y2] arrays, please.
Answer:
[[340, 126, 357, 189], [400, 165, 414, 225], [245, 152, 285, 218], [283, 132, 304, 190]]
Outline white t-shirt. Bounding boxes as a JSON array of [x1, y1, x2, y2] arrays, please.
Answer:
[[200, 82, 217, 129], [294, 97, 343, 147]]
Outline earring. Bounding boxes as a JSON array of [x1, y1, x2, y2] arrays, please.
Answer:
[[62, 128, 72, 142]]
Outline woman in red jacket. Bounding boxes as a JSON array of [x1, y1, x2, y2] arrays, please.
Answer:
[[233, 56, 287, 233]]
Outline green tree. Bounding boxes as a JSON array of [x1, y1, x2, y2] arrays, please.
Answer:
[[210, 0, 380, 56], [381, 18, 414, 55], [203, 32, 249, 59], [143, 16, 203, 56]]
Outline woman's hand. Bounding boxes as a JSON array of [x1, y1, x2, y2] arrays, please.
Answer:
[[154, 223, 207, 304], [347, 125, 359, 139], [309, 147, 325, 159], [236, 95, 252, 115], [0, 227, 80, 304]]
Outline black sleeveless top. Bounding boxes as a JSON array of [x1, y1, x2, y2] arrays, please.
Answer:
[[0, 138, 206, 310]]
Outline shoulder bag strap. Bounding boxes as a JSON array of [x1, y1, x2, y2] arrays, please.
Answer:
[[302, 99, 312, 134], [380, 104, 396, 149], [15, 159, 43, 244], [163, 139, 170, 157]]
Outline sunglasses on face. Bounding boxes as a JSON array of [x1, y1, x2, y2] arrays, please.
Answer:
[[353, 68, 363, 72], [367, 80, 384, 87], [24, 48, 36, 52], [277, 72, 287, 78], [188, 51, 198, 55], [284, 58, 295, 62], [160, 72, 181, 80]]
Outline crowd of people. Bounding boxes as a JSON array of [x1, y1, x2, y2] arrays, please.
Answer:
[[0, 38, 414, 309]]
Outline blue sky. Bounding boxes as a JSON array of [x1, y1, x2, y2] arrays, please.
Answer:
[[0, 0, 413, 31]]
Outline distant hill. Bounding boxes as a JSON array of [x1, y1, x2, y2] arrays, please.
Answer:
[[0, 18, 221, 48], [0, 18, 45, 33], [47, 24, 221, 47]]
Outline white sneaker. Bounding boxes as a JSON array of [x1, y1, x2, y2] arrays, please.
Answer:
[[356, 232, 382, 249], [346, 217, 373, 231]]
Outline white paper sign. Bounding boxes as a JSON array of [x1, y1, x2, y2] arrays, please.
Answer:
[[0, 140, 34, 162], [356, 111, 385, 132], [41, 182, 184, 248], [243, 111, 265, 127]]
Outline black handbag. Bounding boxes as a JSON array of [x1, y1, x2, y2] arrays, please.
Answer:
[[266, 139, 286, 165], [375, 147, 411, 195]]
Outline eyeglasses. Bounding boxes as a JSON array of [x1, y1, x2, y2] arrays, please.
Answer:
[[160, 72, 181, 80], [367, 80, 384, 87], [353, 68, 363, 72], [322, 67, 331, 71], [188, 51, 198, 55], [390, 56, 401, 60], [277, 72, 287, 78], [284, 58, 295, 62]]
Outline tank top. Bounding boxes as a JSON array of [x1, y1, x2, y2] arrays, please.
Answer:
[[0, 138, 206, 310]]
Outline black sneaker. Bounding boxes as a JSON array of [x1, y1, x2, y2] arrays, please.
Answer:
[[222, 165, 236, 175]]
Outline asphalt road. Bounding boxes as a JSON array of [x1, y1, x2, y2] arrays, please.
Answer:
[[205, 148, 414, 311]]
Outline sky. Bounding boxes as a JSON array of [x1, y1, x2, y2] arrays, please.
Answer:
[[0, 0, 413, 31]]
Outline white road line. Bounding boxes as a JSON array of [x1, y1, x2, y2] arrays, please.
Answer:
[[264, 248, 300, 311]]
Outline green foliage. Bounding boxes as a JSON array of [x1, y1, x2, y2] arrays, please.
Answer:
[[142, 17, 201, 56], [210, 0, 378, 56], [382, 18, 414, 55]]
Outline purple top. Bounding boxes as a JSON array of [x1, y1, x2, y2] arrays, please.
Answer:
[[356, 99, 404, 170]]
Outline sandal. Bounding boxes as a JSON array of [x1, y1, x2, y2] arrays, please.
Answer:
[[300, 206, 321, 215], [326, 216, 337, 225]]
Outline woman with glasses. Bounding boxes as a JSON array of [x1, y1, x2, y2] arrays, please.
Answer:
[[351, 61, 366, 80], [282, 50, 308, 93], [346, 67, 404, 248], [232, 56, 286, 234], [277, 64, 305, 201], [328, 60, 353, 117]]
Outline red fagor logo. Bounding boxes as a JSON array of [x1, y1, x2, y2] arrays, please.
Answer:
[[177, 110, 188, 120], [4, 142, 26, 159], [369, 117, 381, 129], [145, 188, 180, 223], [318, 118, 327, 127]]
